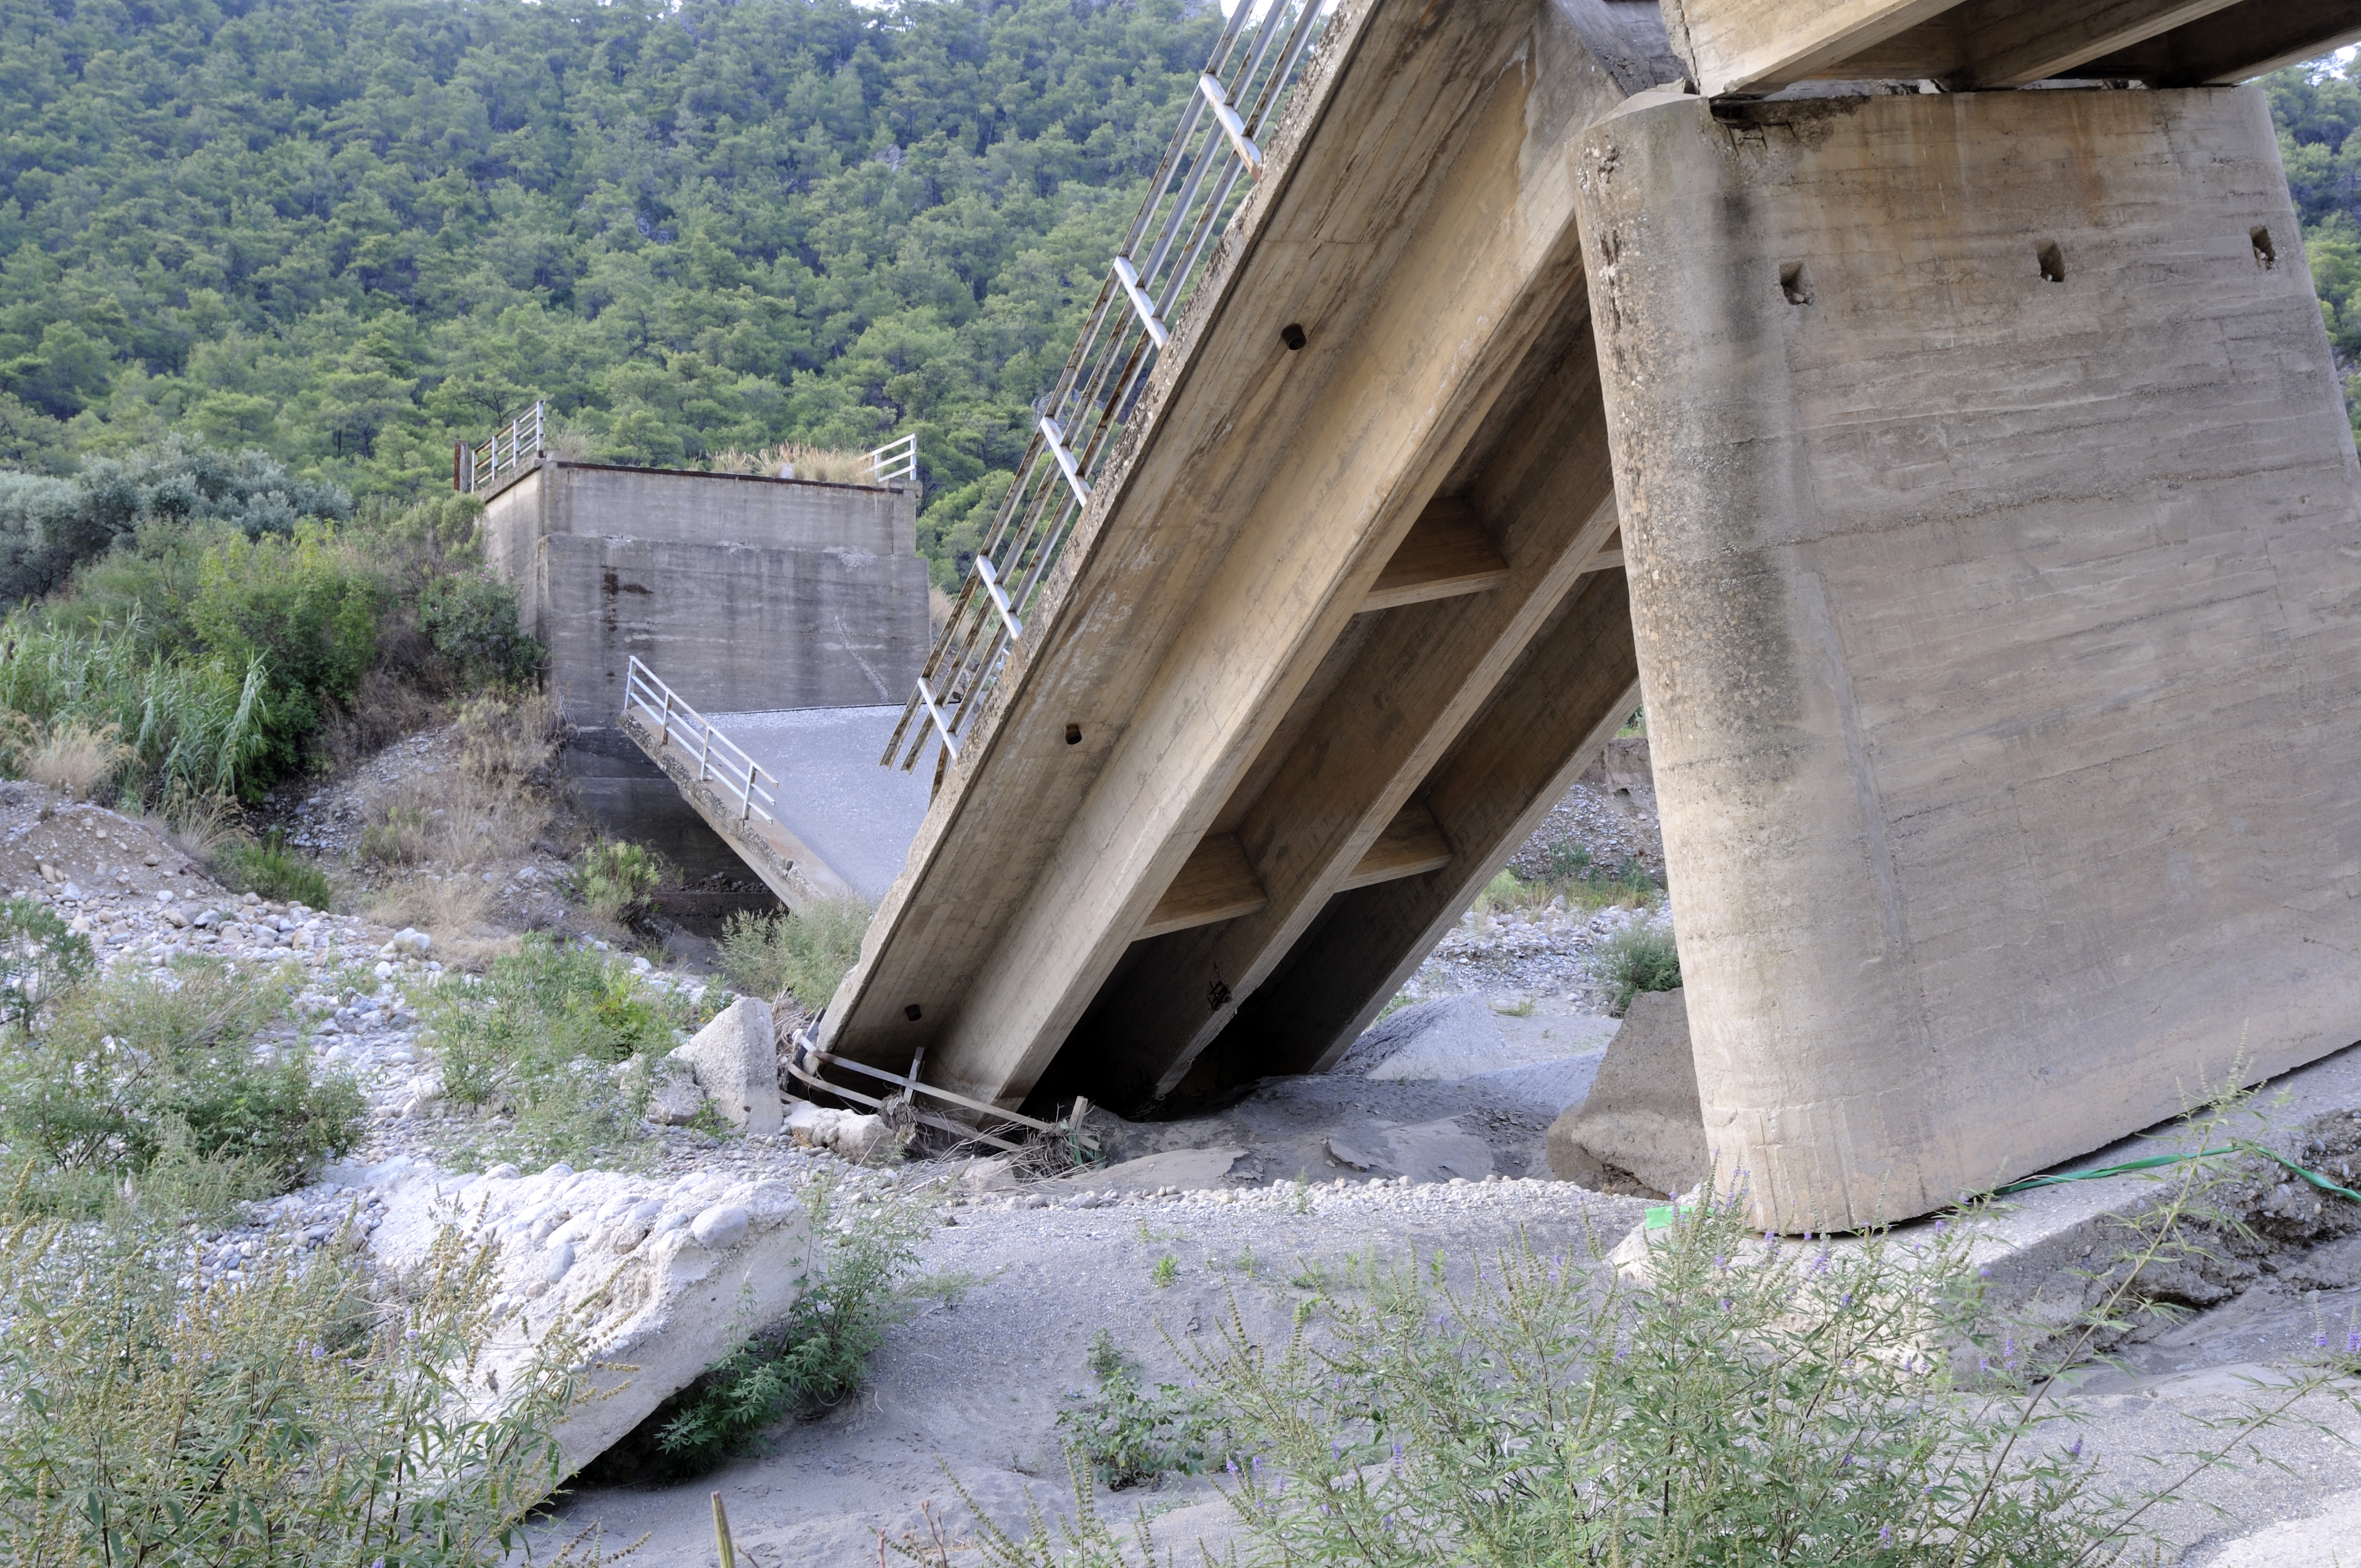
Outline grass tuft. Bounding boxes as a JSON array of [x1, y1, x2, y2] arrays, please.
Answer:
[[419, 934, 701, 1170], [216, 826, 335, 908], [1590, 914, 1681, 1016]]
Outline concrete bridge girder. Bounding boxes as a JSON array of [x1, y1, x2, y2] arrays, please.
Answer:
[[819, 0, 1678, 1109], [1664, 0, 2361, 96], [803, 0, 2361, 1235]]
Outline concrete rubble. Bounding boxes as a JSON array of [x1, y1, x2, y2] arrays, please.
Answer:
[[1546, 987, 1708, 1198], [351, 1155, 817, 1479], [676, 994, 783, 1135]]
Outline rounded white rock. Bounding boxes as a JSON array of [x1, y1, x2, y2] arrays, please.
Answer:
[[689, 1204, 750, 1250]]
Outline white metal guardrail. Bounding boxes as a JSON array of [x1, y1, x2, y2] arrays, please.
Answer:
[[864, 431, 918, 488], [457, 401, 545, 494], [881, 0, 1326, 773], [623, 656, 780, 824]]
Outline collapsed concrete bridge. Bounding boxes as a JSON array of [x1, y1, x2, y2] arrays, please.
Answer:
[[739, 0, 2360, 1233]]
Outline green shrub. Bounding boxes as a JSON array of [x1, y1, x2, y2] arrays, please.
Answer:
[[717, 898, 871, 1011], [0, 438, 351, 609], [1055, 1330, 1225, 1490], [216, 826, 335, 908], [566, 839, 665, 926], [421, 935, 698, 1170], [420, 571, 545, 689], [0, 958, 363, 1212], [640, 1174, 934, 1477], [0, 895, 94, 1030], [185, 524, 380, 780], [0, 1201, 599, 1566], [1591, 915, 1681, 1016]]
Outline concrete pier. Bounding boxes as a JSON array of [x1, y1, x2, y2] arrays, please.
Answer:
[[1575, 84, 2361, 1232]]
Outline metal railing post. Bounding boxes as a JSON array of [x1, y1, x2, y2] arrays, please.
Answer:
[[697, 721, 712, 782]]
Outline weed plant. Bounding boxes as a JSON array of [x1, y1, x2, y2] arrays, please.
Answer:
[[632, 1174, 937, 1477], [1056, 1329, 1226, 1490], [0, 894, 94, 1028], [1591, 914, 1681, 1016], [1481, 847, 1660, 920], [716, 897, 871, 1011], [0, 956, 362, 1214], [420, 935, 698, 1170], [217, 825, 336, 908], [567, 839, 665, 926], [0, 1197, 605, 1566], [930, 1092, 2358, 1568], [19, 714, 133, 798]]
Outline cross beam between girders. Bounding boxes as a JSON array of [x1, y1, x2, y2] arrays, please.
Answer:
[[1060, 311, 1624, 1112], [1180, 568, 1642, 1096], [1142, 799, 1451, 940]]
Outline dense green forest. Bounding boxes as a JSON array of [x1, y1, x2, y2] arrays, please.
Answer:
[[2270, 53, 2361, 399], [0, 0, 1223, 580], [0, 1, 2353, 591]]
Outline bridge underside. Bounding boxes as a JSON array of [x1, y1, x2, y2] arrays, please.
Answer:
[[807, 0, 2361, 1231]]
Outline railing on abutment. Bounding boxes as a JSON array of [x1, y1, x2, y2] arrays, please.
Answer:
[[456, 401, 545, 495], [622, 656, 779, 825]]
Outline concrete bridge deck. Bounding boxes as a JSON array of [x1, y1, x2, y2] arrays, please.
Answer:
[[651, 0, 2361, 1232]]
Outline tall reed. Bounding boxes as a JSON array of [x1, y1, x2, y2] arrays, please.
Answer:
[[0, 614, 273, 800]]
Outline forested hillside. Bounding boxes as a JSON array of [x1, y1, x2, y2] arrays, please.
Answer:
[[0, 0, 1219, 572], [0, 0, 2354, 579], [2270, 53, 2361, 411]]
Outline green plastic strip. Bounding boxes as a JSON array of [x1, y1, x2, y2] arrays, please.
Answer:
[[1634, 1145, 2360, 1235], [1994, 1141, 2361, 1204]]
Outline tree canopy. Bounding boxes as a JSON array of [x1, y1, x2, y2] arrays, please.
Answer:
[[2268, 51, 2361, 426], [0, 0, 2351, 572], [0, 0, 1220, 539]]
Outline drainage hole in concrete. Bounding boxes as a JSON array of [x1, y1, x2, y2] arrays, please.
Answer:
[[2037, 242, 2066, 284], [1778, 261, 1812, 305]]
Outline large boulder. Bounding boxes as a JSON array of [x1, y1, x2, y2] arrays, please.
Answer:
[[358, 1157, 815, 1482], [675, 996, 782, 1136], [1546, 987, 1707, 1197]]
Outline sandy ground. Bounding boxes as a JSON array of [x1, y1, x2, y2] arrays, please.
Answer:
[[534, 1168, 2361, 1567]]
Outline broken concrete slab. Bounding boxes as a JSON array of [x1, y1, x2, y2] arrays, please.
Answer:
[[1381, 1118, 1497, 1183], [645, 1058, 705, 1126], [2201, 1487, 2361, 1566], [676, 996, 781, 1136], [351, 1157, 815, 1482], [1338, 994, 1619, 1084], [783, 1098, 890, 1161], [1052, 1146, 1248, 1193], [1547, 987, 1706, 1198]]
